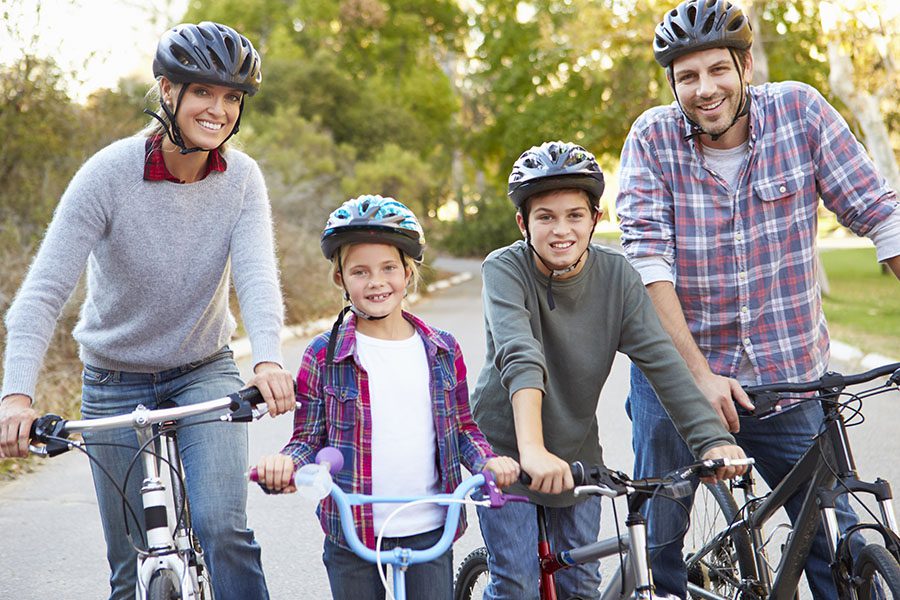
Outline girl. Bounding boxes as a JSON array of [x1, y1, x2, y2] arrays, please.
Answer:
[[255, 195, 519, 599], [0, 22, 294, 600]]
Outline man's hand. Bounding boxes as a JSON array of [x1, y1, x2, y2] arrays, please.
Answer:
[[519, 443, 574, 495], [245, 362, 295, 418], [0, 394, 37, 458], [700, 444, 749, 484], [695, 372, 754, 433]]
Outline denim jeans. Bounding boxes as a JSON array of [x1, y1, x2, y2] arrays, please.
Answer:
[[322, 527, 452, 600], [627, 364, 860, 599], [80, 347, 268, 600], [476, 496, 603, 600]]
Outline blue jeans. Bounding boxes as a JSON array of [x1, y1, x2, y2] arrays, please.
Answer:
[[80, 347, 268, 600], [627, 364, 860, 600], [476, 496, 603, 600], [323, 528, 452, 599]]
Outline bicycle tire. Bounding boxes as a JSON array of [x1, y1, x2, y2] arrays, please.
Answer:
[[685, 481, 756, 599], [853, 544, 900, 599], [147, 568, 181, 600], [454, 547, 490, 600]]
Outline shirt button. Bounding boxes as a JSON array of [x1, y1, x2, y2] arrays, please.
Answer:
[[741, 306, 749, 313], [779, 185, 787, 193], [739, 271, 747, 280], [743, 337, 751, 345], [736, 232, 743, 241]]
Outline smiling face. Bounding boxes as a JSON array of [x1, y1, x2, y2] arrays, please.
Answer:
[[336, 242, 412, 321], [671, 47, 752, 148], [517, 189, 599, 279], [161, 79, 243, 150]]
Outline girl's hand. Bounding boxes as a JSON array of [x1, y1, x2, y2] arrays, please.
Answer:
[[246, 362, 295, 417], [255, 454, 297, 493], [484, 456, 520, 488]]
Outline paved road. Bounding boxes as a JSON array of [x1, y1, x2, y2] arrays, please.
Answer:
[[1, 257, 897, 599]]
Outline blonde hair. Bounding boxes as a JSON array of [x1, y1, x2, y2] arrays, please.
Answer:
[[330, 243, 422, 299], [139, 78, 235, 153]]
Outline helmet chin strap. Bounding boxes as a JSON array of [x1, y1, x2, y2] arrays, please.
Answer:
[[673, 49, 751, 143], [143, 85, 245, 155]]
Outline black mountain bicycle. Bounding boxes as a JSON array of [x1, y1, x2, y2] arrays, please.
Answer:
[[684, 362, 900, 600]]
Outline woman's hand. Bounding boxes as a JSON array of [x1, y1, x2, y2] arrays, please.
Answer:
[[484, 456, 520, 488], [246, 362, 295, 417], [255, 454, 297, 493], [0, 395, 37, 458]]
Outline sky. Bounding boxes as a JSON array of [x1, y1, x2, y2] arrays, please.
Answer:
[[1, 0, 188, 102]]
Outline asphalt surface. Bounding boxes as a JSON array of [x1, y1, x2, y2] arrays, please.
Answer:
[[1, 255, 897, 599]]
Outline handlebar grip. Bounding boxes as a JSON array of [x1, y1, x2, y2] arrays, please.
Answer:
[[519, 462, 584, 487]]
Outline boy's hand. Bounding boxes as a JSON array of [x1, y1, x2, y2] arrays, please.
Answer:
[[519, 444, 574, 495], [0, 395, 36, 458], [700, 444, 748, 484], [484, 456, 520, 488], [255, 454, 297, 493]]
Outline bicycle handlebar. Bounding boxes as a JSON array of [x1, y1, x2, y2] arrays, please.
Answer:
[[569, 457, 755, 500], [29, 387, 269, 457], [742, 362, 900, 417]]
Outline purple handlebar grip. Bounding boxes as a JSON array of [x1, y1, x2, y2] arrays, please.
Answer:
[[315, 447, 344, 474], [248, 467, 259, 482]]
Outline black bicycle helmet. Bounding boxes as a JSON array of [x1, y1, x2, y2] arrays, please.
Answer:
[[321, 195, 426, 262], [654, 0, 753, 69], [508, 141, 605, 210], [153, 21, 262, 95]]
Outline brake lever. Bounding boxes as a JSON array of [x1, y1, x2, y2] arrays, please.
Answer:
[[480, 470, 529, 507]]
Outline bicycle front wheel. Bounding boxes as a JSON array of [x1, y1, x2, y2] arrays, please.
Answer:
[[853, 544, 900, 599], [454, 547, 490, 600], [147, 568, 181, 600], [685, 481, 756, 599]]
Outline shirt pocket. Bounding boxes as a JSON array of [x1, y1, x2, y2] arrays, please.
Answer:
[[753, 170, 806, 240], [324, 384, 358, 434]]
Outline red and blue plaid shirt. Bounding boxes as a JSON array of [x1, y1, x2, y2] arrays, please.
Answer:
[[617, 81, 898, 386], [281, 311, 495, 549], [143, 135, 226, 182]]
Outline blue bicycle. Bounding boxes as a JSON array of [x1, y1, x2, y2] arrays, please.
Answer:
[[251, 447, 526, 600]]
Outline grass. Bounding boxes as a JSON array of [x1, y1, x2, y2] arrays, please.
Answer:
[[820, 247, 899, 359]]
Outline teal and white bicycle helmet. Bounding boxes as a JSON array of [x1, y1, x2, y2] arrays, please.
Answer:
[[321, 195, 426, 262]]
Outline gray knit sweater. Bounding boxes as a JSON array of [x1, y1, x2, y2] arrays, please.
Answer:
[[2, 136, 284, 400], [471, 241, 734, 506]]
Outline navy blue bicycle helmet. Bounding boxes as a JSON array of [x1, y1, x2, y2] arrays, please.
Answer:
[[654, 0, 753, 69], [508, 141, 605, 210], [153, 21, 262, 95]]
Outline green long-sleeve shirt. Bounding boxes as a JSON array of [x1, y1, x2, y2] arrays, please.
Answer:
[[471, 241, 734, 506]]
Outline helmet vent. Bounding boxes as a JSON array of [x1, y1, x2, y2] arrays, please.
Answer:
[[172, 45, 194, 67], [223, 36, 236, 59], [672, 22, 686, 38], [701, 12, 716, 34], [728, 16, 746, 31], [686, 4, 697, 23]]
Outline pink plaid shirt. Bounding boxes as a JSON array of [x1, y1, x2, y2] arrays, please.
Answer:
[[617, 81, 897, 386], [281, 311, 495, 549]]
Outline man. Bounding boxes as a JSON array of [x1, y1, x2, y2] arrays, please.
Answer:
[[471, 140, 747, 600], [616, 1, 900, 598]]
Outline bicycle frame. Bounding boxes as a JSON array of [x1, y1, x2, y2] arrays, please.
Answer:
[[330, 474, 492, 600], [734, 401, 898, 600], [535, 502, 644, 600], [30, 389, 267, 600], [688, 366, 900, 600]]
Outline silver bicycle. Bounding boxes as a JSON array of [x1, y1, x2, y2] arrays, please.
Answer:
[[28, 387, 269, 600]]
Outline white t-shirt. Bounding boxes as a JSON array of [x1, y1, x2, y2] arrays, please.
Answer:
[[355, 330, 443, 537]]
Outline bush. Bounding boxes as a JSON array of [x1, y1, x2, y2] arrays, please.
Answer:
[[434, 196, 522, 257]]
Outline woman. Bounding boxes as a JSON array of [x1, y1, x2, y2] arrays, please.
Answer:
[[0, 22, 293, 600]]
